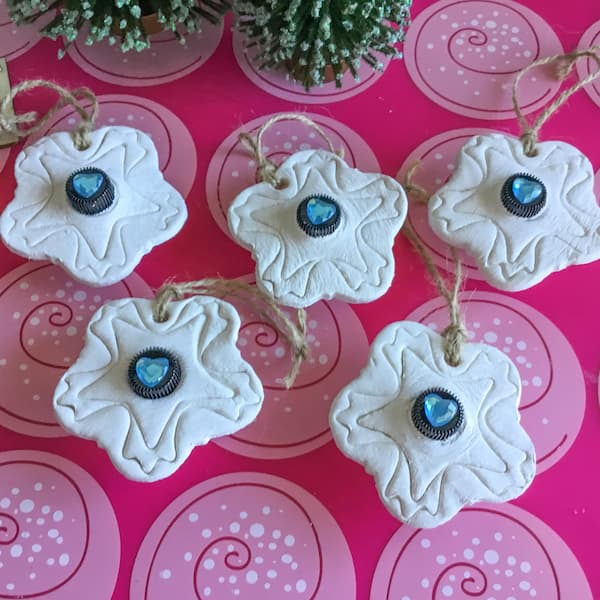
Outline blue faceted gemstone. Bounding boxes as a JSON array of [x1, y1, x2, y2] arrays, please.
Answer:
[[511, 176, 543, 205], [72, 171, 104, 199], [135, 356, 170, 389], [306, 196, 338, 225], [423, 392, 459, 428]]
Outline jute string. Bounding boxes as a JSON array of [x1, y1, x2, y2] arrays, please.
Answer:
[[402, 163, 467, 367], [513, 46, 600, 156], [153, 278, 309, 389], [239, 113, 344, 188], [0, 79, 98, 150]]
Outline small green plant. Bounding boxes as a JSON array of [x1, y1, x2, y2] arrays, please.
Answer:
[[233, 0, 412, 89], [8, 0, 232, 55]]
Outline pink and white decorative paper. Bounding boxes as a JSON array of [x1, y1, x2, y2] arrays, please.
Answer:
[[0, 1, 597, 598], [371, 503, 592, 599], [0, 450, 120, 599], [131, 473, 355, 599], [404, 0, 563, 119]]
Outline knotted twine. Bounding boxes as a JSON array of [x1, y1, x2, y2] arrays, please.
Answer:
[[0, 79, 98, 150], [152, 278, 309, 389], [514, 46, 600, 156], [403, 164, 467, 368], [238, 112, 344, 188]]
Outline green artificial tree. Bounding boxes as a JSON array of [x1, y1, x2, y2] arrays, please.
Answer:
[[233, 0, 412, 89], [8, 0, 231, 55]]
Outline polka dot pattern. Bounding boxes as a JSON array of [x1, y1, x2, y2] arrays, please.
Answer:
[[131, 473, 355, 599], [371, 504, 592, 599], [0, 451, 119, 599]]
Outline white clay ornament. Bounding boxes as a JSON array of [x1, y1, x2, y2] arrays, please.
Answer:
[[428, 133, 600, 291], [427, 48, 600, 291], [329, 321, 536, 528], [228, 143, 408, 308], [0, 125, 187, 286], [53, 296, 264, 482]]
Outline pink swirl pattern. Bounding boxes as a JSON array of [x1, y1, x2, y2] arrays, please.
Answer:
[[0, 513, 19, 545], [370, 504, 592, 599], [0, 450, 119, 599], [130, 473, 355, 600], [20, 302, 77, 368], [404, 0, 563, 119], [214, 279, 369, 459], [193, 537, 253, 598], [0, 262, 150, 438], [205, 113, 380, 240], [433, 562, 487, 596], [407, 291, 585, 473]]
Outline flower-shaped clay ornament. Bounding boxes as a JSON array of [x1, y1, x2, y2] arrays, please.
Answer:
[[428, 133, 600, 291], [228, 149, 408, 308], [53, 296, 264, 482], [330, 321, 535, 528], [0, 126, 187, 286]]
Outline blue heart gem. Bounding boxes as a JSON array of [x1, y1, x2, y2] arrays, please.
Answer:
[[128, 348, 181, 399], [135, 356, 170, 388], [411, 388, 463, 441], [511, 176, 543, 205], [66, 167, 115, 215], [72, 171, 105, 199], [423, 392, 459, 428], [306, 196, 338, 225], [501, 173, 546, 218], [297, 195, 341, 237]]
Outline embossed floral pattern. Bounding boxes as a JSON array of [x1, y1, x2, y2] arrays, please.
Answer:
[[330, 321, 535, 528], [428, 133, 600, 291], [53, 297, 264, 482], [228, 149, 407, 308], [0, 126, 187, 287]]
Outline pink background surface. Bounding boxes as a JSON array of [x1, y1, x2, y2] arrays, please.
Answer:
[[0, 1, 599, 598]]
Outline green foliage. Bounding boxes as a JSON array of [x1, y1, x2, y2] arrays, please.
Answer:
[[234, 0, 412, 89], [7, 0, 231, 55]]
